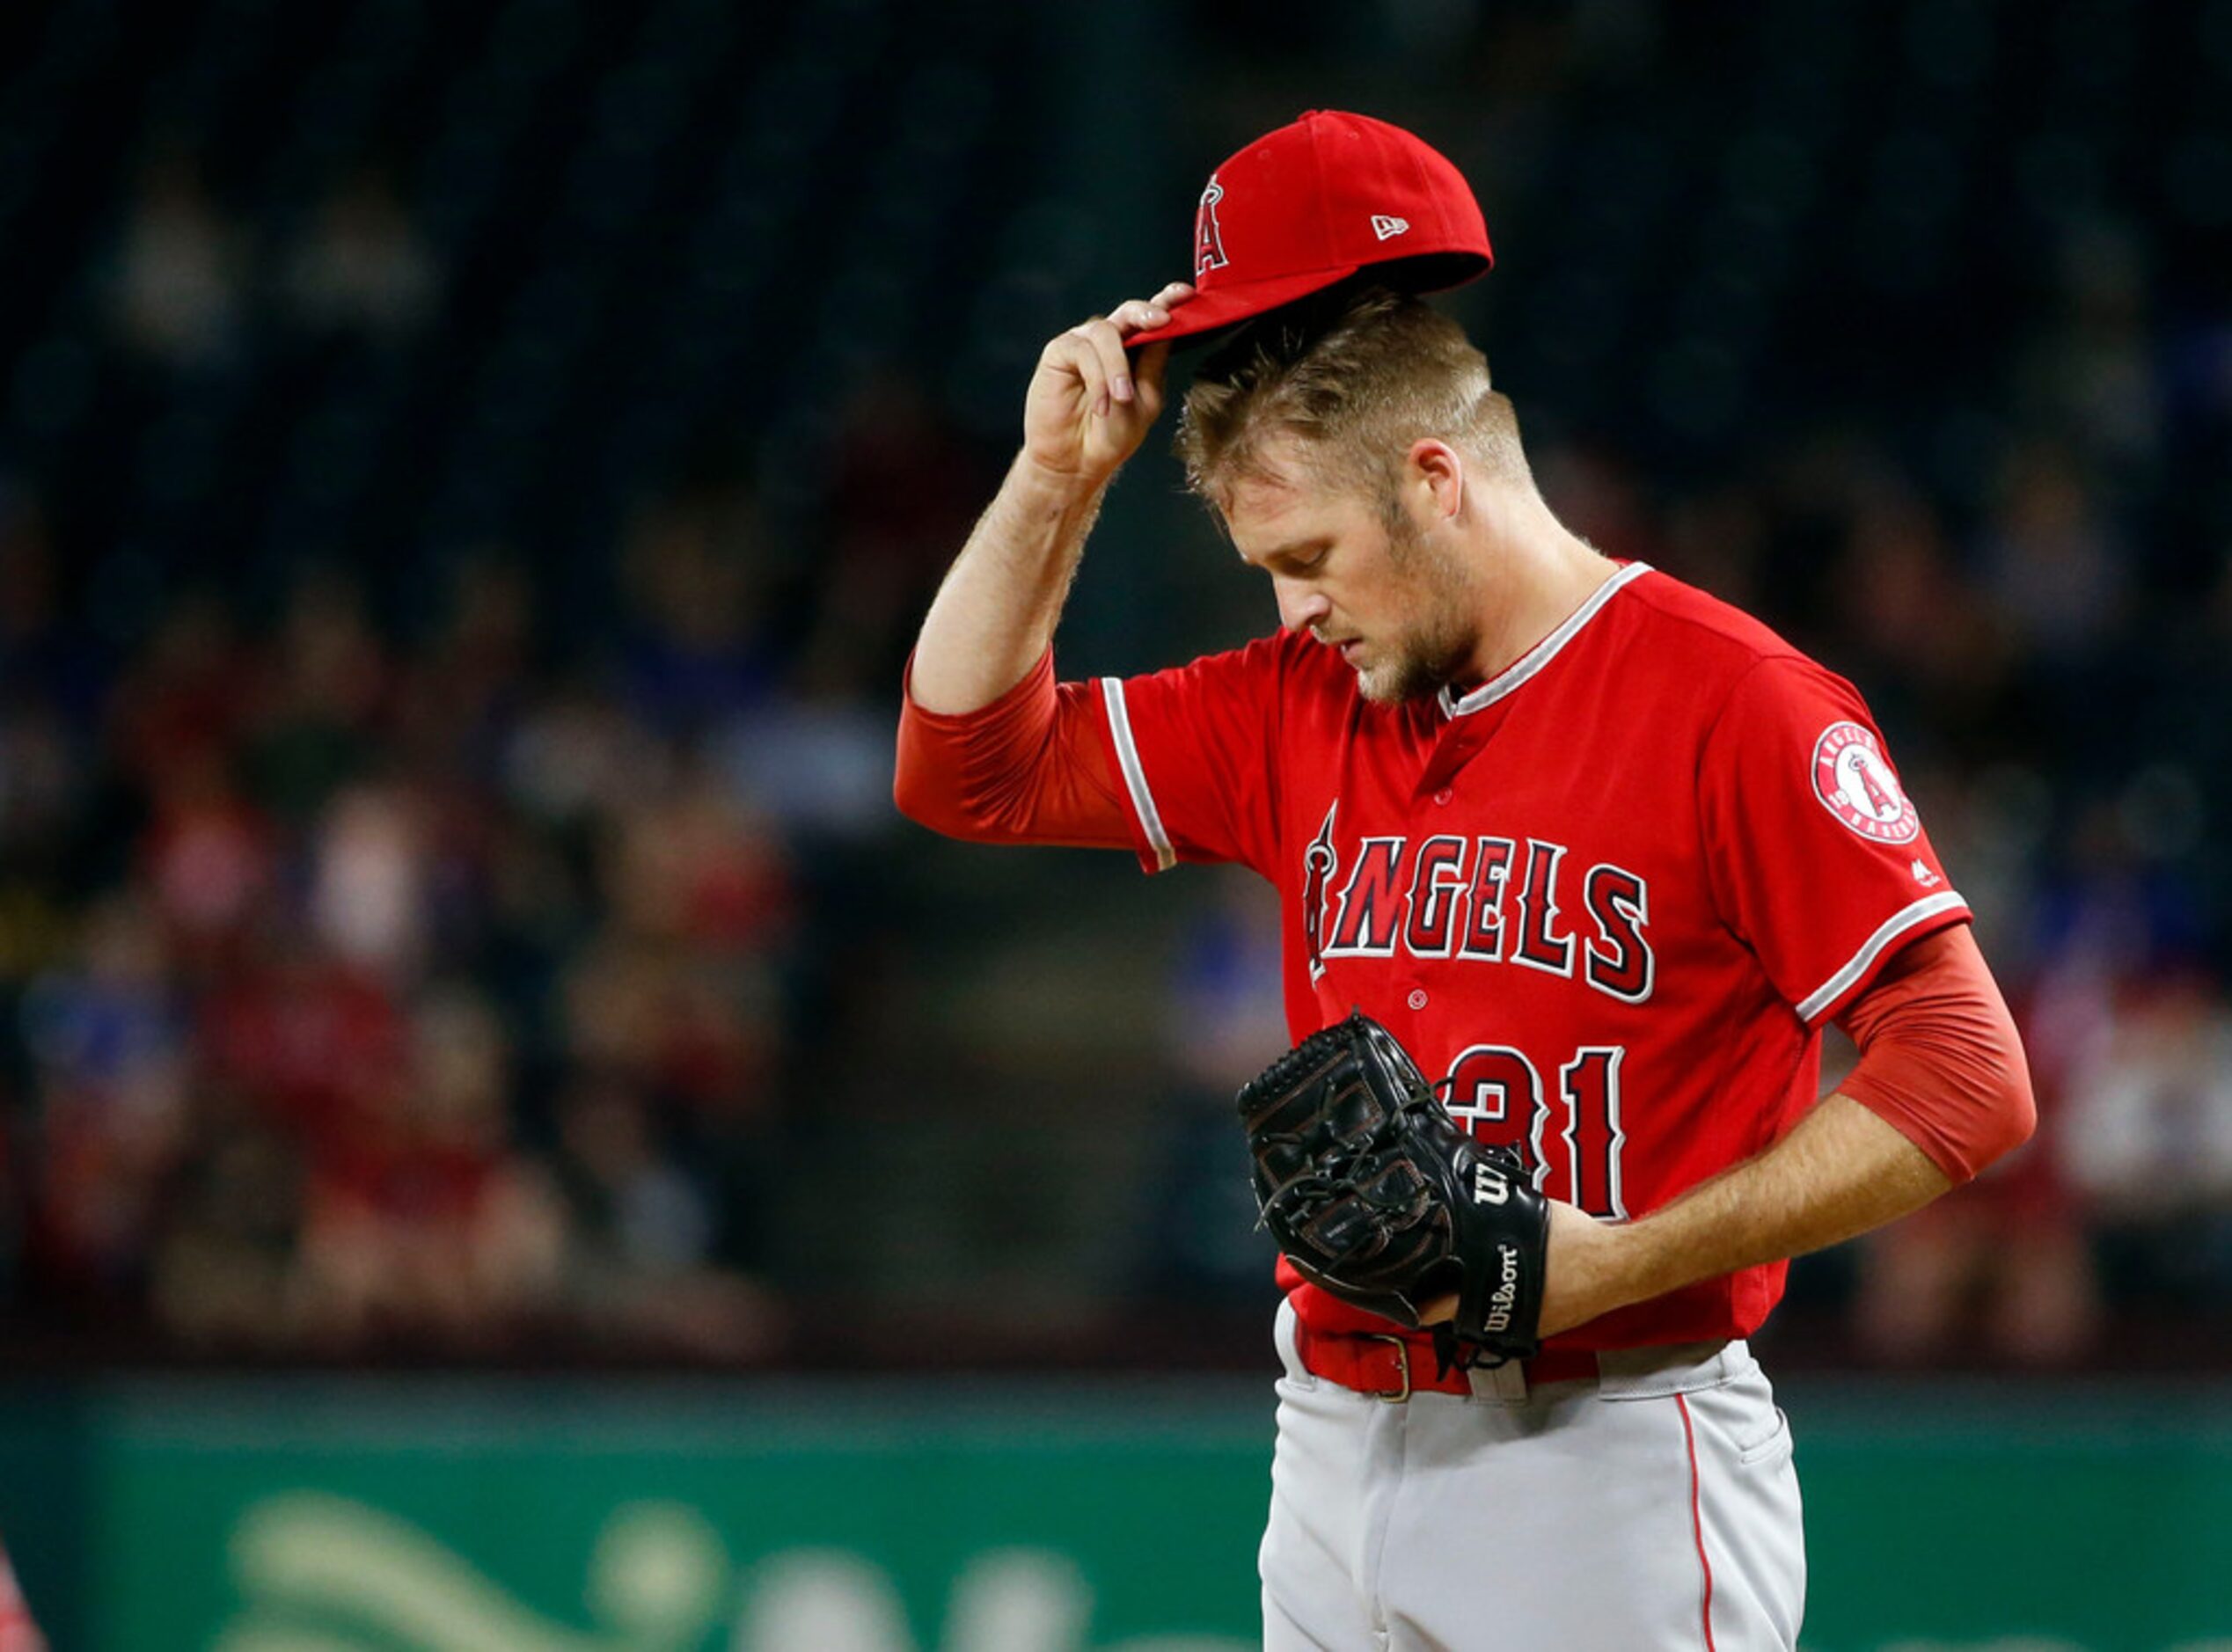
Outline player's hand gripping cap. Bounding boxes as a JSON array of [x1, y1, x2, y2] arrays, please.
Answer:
[[1237, 1010, 1548, 1363], [1125, 110, 1493, 350]]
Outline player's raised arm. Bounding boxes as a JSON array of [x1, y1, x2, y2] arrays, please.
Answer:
[[906, 283, 1192, 715]]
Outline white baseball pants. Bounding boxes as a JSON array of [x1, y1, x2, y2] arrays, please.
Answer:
[[1260, 1299, 1805, 1650]]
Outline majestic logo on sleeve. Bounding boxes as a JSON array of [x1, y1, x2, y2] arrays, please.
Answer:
[[1194, 177, 1230, 276], [1812, 722, 1920, 844], [1299, 805, 1654, 1003]]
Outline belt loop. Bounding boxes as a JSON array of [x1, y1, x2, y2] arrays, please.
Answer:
[[1467, 1357, 1530, 1404]]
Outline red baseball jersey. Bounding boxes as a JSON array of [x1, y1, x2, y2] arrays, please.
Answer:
[[1090, 562, 1971, 1349]]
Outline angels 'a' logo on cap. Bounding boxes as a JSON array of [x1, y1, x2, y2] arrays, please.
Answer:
[[1194, 176, 1230, 276], [1812, 721, 1920, 844]]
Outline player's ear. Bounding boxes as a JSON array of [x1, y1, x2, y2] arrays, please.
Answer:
[[1406, 438, 1466, 526]]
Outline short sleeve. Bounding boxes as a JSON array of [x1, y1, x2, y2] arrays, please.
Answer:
[[1697, 654, 1972, 1025], [1092, 632, 1292, 880]]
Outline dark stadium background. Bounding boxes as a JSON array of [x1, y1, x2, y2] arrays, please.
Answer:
[[0, 1, 2228, 1646]]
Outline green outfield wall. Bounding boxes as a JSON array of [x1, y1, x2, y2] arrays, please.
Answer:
[[0, 1376, 2227, 1651]]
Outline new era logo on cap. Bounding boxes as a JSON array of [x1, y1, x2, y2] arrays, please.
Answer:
[[1123, 110, 1494, 349]]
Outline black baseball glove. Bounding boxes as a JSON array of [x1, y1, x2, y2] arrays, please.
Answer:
[[1237, 1010, 1549, 1364]]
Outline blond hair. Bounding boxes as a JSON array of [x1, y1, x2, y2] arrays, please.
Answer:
[[1174, 286, 1528, 529]]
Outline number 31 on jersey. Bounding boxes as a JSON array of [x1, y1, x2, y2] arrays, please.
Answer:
[[1445, 1044, 1628, 1218]]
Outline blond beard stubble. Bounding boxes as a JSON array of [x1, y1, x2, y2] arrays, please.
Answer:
[[1361, 511, 1481, 705]]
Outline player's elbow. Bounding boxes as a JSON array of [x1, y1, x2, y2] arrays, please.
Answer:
[[896, 793, 1002, 844], [1848, 926, 2038, 1184], [1933, 1006, 2038, 1184], [1952, 965, 2039, 1176], [891, 744, 1010, 843], [1969, 1026, 2038, 1175], [892, 687, 1026, 842], [892, 751, 970, 839]]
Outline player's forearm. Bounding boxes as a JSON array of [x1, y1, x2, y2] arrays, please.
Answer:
[[1543, 1094, 1952, 1337], [908, 452, 1111, 715]]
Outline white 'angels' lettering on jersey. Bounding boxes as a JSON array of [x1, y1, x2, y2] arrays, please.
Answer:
[[1324, 837, 1407, 960], [1313, 825, 1655, 1005]]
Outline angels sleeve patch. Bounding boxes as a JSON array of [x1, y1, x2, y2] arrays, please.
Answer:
[[1811, 721, 1919, 844], [1700, 654, 1968, 1021]]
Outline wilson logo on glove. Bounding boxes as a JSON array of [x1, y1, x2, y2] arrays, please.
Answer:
[[1485, 1244, 1522, 1334]]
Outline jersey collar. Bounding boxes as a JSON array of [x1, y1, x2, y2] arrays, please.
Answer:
[[1437, 561, 1653, 720]]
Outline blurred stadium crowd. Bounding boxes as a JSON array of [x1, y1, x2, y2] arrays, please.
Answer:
[[1, 0, 2229, 1370]]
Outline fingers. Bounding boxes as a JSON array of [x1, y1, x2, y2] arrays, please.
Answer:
[[1078, 318, 1136, 409], [1109, 282, 1196, 336], [1106, 299, 1160, 334], [1047, 320, 1123, 416], [1102, 289, 1187, 333], [1041, 283, 1197, 419], [1086, 282, 1198, 406]]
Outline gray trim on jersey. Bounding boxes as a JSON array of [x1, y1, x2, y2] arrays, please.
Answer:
[[1795, 890, 1968, 1022], [1100, 677, 1176, 872], [1438, 560, 1655, 720]]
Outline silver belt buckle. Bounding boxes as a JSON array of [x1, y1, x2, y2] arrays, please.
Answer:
[[1362, 1333, 1412, 1402]]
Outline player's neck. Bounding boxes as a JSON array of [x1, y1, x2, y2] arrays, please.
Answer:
[[1455, 493, 1621, 691]]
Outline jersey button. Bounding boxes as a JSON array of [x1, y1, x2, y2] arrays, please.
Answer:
[[1433, 788, 1453, 806], [1408, 989, 1429, 1011]]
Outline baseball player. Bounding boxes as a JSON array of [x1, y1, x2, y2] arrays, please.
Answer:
[[896, 111, 2035, 1650]]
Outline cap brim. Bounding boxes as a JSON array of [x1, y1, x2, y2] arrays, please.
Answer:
[[1123, 248, 1494, 352], [1123, 267, 1362, 351]]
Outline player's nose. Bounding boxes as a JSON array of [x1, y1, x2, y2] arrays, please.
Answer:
[[1275, 579, 1332, 634]]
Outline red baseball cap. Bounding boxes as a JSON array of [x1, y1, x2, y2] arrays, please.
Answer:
[[1125, 109, 1492, 350]]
